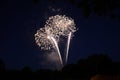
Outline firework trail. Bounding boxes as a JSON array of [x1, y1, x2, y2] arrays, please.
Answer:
[[65, 32, 72, 64], [50, 36, 63, 65], [46, 28, 63, 65]]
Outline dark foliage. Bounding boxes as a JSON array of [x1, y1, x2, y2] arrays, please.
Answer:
[[68, 0, 120, 18], [32, 0, 120, 19], [0, 59, 5, 72], [0, 54, 120, 80]]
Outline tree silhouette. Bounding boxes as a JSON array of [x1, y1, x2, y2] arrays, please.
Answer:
[[68, 0, 120, 19], [22, 66, 32, 72], [32, 0, 120, 19], [85, 54, 112, 74], [61, 54, 113, 79], [0, 59, 5, 72], [0, 54, 119, 80]]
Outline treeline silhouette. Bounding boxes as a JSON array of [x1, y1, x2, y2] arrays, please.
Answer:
[[32, 0, 120, 20], [0, 54, 120, 80], [68, 0, 120, 18]]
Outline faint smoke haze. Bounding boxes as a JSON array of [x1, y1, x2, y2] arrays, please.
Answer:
[[39, 51, 63, 70]]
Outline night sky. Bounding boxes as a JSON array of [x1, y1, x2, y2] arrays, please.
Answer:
[[0, 0, 120, 70]]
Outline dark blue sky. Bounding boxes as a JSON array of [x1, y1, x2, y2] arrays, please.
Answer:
[[0, 0, 120, 70]]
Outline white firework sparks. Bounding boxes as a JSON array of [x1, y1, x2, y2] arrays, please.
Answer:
[[45, 15, 76, 37], [34, 28, 53, 50], [50, 36, 63, 65], [35, 15, 76, 66], [35, 27, 63, 65]]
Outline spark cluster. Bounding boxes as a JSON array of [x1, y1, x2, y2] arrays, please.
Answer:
[[35, 28, 54, 50], [35, 15, 76, 50], [45, 15, 76, 37]]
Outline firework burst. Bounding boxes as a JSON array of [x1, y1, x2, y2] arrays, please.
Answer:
[[45, 15, 76, 37], [35, 15, 76, 66], [35, 28, 53, 50]]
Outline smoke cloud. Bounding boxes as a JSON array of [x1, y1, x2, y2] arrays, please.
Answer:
[[39, 51, 63, 70]]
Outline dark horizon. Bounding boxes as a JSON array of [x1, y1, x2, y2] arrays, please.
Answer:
[[0, 53, 120, 80]]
